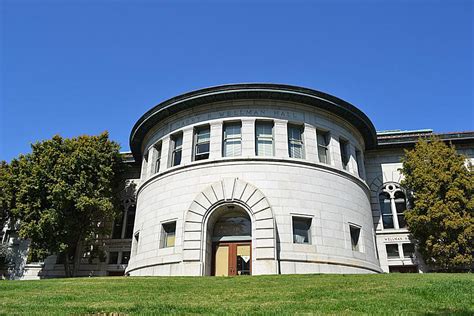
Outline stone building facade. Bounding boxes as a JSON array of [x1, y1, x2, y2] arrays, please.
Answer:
[[2, 83, 473, 278]]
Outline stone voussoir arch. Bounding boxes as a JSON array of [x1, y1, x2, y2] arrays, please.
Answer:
[[182, 178, 276, 265]]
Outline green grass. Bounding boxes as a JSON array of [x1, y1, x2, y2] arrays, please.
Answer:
[[0, 274, 473, 315]]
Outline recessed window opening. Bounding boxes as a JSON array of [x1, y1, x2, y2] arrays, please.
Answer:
[[161, 221, 176, 248], [124, 204, 136, 239], [154, 143, 162, 173], [288, 124, 304, 159], [292, 217, 312, 244], [223, 122, 242, 157], [194, 125, 210, 161], [402, 243, 415, 258], [379, 183, 408, 230], [349, 225, 361, 251], [317, 130, 330, 164], [255, 121, 274, 156], [171, 132, 183, 166], [339, 138, 350, 170], [386, 244, 399, 259]]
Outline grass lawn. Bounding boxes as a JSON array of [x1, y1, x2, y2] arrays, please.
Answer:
[[0, 273, 473, 315]]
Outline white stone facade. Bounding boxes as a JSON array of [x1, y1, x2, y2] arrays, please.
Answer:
[[126, 84, 381, 276]]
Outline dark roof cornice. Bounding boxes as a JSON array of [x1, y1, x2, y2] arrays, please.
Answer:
[[130, 83, 377, 161]]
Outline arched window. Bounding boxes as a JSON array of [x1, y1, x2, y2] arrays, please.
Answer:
[[378, 183, 407, 229]]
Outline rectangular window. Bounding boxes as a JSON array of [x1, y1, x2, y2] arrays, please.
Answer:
[[288, 124, 304, 159], [386, 244, 400, 259], [108, 251, 119, 264], [402, 243, 415, 258], [349, 225, 361, 251], [355, 149, 363, 178], [339, 138, 350, 170], [223, 122, 242, 157], [171, 133, 183, 166], [161, 221, 176, 248], [194, 125, 210, 161], [317, 130, 330, 164], [124, 205, 136, 239], [121, 251, 130, 264], [154, 143, 162, 174], [292, 217, 312, 244], [255, 121, 274, 156]]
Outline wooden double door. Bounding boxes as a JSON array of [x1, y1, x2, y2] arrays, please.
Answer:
[[212, 241, 251, 276]]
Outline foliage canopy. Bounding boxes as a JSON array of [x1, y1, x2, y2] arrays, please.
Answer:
[[2, 132, 122, 276], [400, 137, 473, 271]]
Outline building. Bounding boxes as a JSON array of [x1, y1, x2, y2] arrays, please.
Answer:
[[2, 83, 473, 278]]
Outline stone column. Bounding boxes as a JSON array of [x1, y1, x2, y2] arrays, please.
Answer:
[[181, 127, 194, 164], [303, 123, 317, 162], [241, 118, 256, 157], [331, 136, 343, 169], [209, 121, 223, 159], [390, 195, 400, 229], [274, 119, 288, 158], [161, 136, 171, 170]]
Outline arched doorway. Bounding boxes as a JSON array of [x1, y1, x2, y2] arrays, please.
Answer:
[[207, 204, 252, 276]]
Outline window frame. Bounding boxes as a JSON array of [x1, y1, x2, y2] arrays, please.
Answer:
[[316, 129, 330, 164], [170, 132, 183, 167], [291, 215, 313, 245], [287, 124, 305, 159], [223, 121, 242, 157], [339, 138, 350, 170], [160, 220, 177, 248], [379, 183, 408, 230], [255, 120, 274, 156], [386, 244, 400, 259], [154, 142, 162, 174], [193, 125, 211, 161], [349, 224, 362, 252]]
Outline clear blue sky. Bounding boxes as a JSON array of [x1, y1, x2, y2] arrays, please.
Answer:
[[1, 0, 473, 161]]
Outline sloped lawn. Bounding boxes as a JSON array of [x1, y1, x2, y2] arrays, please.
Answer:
[[0, 273, 473, 315]]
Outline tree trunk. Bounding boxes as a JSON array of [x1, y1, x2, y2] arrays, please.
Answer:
[[72, 240, 82, 277], [64, 254, 71, 278]]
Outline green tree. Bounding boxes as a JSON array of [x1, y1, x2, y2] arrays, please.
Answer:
[[400, 137, 474, 271], [8, 132, 122, 277], [0, 161, 11, 232]]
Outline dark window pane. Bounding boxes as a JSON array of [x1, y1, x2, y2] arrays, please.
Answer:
[[382, 215, 394, 229], [402, 243, 415, 258], [173, 150, 182, 166], [386, 244, 399, 258], [293, 217, 311, 244], [108, 252, 119, 264], [398, 214, 407, 228], [121, 251, 130, 264], [124, 205, 136, 239], [350, 226, 361, 251]]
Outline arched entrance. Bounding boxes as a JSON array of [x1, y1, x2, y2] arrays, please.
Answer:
[[182, 178, 278, 276], [208, 204, 252, 276]]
